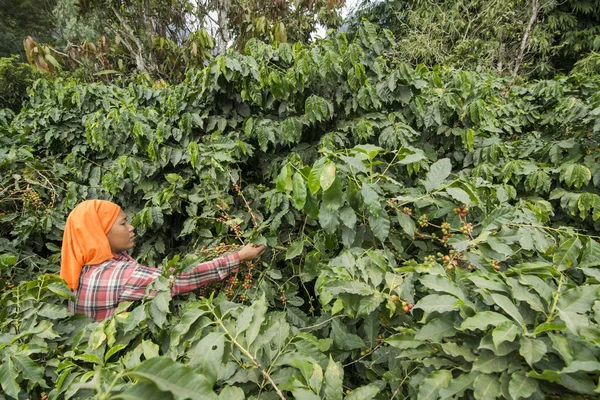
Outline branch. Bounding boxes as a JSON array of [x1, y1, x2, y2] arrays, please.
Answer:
[[513, 0, 540, 77], [110, 6, 151, 74], [211, 306, 286, 400]]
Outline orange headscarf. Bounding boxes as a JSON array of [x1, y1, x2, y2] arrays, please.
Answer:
[[60, 200, 121, 290]]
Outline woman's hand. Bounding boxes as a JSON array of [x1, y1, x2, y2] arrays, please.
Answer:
[[237, 243, 266, 262]]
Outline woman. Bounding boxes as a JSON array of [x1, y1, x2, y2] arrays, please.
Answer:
[[60, 199, 265, 321]]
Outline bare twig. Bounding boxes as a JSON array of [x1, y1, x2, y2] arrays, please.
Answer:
[[513, 0, 540, 77]]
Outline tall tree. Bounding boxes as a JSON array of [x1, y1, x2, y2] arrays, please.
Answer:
[[348, 0, 600, 77]]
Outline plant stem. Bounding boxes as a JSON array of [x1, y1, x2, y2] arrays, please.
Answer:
[[546, 273, 564, 323], [210, 305, 286, 400]]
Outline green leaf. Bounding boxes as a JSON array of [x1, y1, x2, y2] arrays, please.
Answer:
[[519, 336, 547, 367], [414, 294, 458, 314], [277, 164, 293, 193], [397, 213, 416, 237], [490, 293, 525, 326], [439, 372, 477, 398], [561, 164, 591, 189], [491, 322, 519, 348], [418, 369, 452, 400], [553, 237, 582, 270], [291, 388, 320, 400], [217, 386, 244, 400], [188, 332, 225, 386], [319, 204, 339, 235], [0, 253, 17, 267], [322, 179, 344, 211], [486, 237, 514, 256], [473, 373, 501, 400], [508, 371, 538, 400], [561, 361, 600, 374], [170, 308, 206, 348], [245, 295, 267, 347], [419, 275, 464, 299], [331, 319, 365, 350], [344, 385, 379, 400], [117, 382, 175, 400], [286, 240, 304, 260], [445, 187, 472, 205], [361, 183, 381, 217], [339, 206, 357, 229], [282, 117, 303, 144], [580, 238, 600, 268], [460, 312, 510, 331], [324, 357, 343, 400], [308, 158, 326, 194], [558, 285, 600, 313], [528, 370, 561, 383], [415, 317, 456, 342], [127, 357, 217, 400], [0, 358, 20, 398], [151, 207, 164, 227], [472, 351, 511, 373], [292, 172, 307, 210], [368, 211, 390, 242], [424, 158, 452, 192], [320, 162, 336, 191], [11, 355, 45, 386]]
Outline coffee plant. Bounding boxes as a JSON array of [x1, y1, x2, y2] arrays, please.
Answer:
[[1, 21, 600, 399]]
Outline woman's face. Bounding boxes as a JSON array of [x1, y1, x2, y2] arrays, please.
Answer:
[[106, 210, 135, 254]]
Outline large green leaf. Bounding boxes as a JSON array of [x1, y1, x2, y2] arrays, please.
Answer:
[[460, 312, 510, 331], [561, 164, 591, 189], [188, 332, 225, 386], [330, 319, 365, 350], [292, 172, 307, 210], [415, 317, 456, 342], [472, 373, 501, 400], [417, 369, 452, 400], [320, 162, 336, 192], [490, 293, 525, 326], [423, 158, 452, 192], [508, 371, 538, 400], [0, 358, 20, 399], [127, 357, 217, 400], [323, 357, 343, 400], [519, 337, 547, 367], [553, 237, 582, 270], [368, 211, 390, 242], [414, 294, 458, 314], [580, 238, 600, 268], [344, 385, 379, 400]]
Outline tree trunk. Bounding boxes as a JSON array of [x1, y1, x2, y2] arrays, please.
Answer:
[[513, 0, 540, 77], [216, 0, 231, 54]]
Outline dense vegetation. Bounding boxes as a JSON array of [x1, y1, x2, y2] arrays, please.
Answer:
[[350, 0, 600, 78], [1, 12, 600, 400]]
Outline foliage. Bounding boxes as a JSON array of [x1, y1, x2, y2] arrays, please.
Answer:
[[2, 22, 600, 398], [0, 0, 57, 58], [347, 0, 600, 78], [13, 0, 344, 82], [0, 56, 42, 112]]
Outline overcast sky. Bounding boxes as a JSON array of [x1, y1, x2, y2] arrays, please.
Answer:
[[313, 0, 362, 39]]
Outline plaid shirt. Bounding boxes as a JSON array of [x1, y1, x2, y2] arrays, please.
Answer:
[[69, 252, 240, 321]]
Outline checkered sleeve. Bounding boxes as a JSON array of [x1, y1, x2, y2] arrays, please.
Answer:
[[171, 252, 240, 295], [119, 264, 162, 302], [119, 252, 240, 300]]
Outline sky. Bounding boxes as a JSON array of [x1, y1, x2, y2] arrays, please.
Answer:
[[313, 0, 362, 40]]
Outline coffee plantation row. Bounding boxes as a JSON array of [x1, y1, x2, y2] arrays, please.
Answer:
[[1, 22, 600, 399]]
